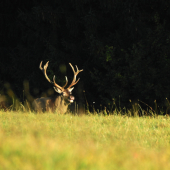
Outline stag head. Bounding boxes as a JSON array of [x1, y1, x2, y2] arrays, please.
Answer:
[[32, 61, 83, 113]]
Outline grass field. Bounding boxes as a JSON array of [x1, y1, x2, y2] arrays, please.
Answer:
[[0, 111, 170, 170]]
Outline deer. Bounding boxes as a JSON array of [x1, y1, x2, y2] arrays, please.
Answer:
[[32, 61, 83, 113]]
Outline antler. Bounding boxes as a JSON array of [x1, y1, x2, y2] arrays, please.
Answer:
[[39, 61, 64, 92], [67, 63, 83, 89], [62, 76, 68, 88], [39, 61, 83, 92]]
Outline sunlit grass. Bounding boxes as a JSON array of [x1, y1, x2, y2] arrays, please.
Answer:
[[0, 111, 170, 169]]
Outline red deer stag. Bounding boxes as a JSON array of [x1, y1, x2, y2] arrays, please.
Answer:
[[32, 61, 83, 113]]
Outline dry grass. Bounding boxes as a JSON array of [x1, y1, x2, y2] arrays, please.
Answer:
[[0, 111, 170, 170]]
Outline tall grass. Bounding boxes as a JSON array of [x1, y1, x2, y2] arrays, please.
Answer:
[[0, 111, 170, 169]]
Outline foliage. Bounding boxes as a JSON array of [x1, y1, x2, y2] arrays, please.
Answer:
[[1, 0, 170, 111]]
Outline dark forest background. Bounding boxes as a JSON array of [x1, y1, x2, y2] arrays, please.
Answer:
[[1, 0, 170, 113]]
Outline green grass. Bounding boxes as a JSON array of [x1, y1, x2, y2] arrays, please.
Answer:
[[0, 111, 170, 170]]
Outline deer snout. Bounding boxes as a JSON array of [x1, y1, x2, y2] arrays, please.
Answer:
[[69, 96, 75, 103]]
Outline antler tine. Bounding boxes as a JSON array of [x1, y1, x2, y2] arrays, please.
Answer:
[[67, 63, 83, 89], [62, 76, 68, 88], [52, 75, 65, 91], [53, 75, 68, 89], [39, 61, 52, 83], [40, 61, 63, 91]]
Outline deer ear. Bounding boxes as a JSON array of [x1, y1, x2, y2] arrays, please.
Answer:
[[53, 87, 63, 94], [68, 87, 74, 92]]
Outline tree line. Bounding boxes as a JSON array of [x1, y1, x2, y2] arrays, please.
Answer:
[[1, 0, 170, 113]]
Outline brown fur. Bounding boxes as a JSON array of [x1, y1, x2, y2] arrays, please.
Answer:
[[32, 95, 70, 114]]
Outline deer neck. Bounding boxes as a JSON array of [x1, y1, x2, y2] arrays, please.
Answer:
[[53, 95, 70, 113]]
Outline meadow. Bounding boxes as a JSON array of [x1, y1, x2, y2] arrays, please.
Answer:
[[0, 111, 170, 170]]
